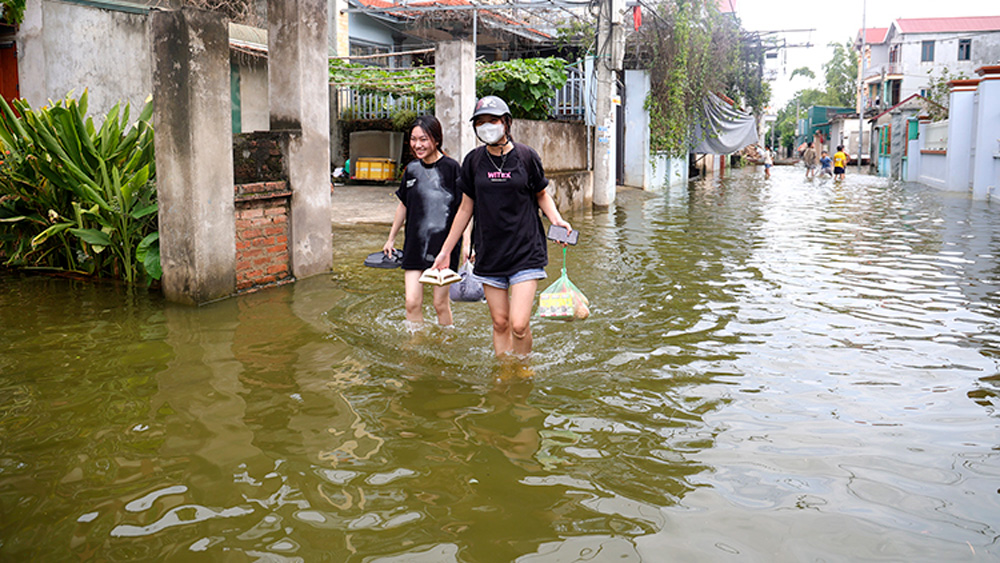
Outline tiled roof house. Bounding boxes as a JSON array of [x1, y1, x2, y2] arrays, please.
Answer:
[[856, 15, 1000, 114]]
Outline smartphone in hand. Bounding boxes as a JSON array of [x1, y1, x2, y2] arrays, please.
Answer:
[[547, 224, 579, 245]]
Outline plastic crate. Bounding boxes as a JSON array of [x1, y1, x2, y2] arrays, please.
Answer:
[[354, 158, 396, 181]]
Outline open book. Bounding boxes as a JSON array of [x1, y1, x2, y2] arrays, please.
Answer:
[[418, 267, 462, 286]]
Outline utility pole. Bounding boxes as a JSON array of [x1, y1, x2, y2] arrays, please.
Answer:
[[858, 0, 866, 173], [592, 0, 624, 207]]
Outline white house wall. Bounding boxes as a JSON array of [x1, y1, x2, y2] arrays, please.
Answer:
[[891, 29, 1000, 99]]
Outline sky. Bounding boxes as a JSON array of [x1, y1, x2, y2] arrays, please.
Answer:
[[733, 0, 998, 111]]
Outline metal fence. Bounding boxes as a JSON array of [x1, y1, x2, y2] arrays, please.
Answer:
[[549, 64, 586, 121], [335, 88, 432, 120], [335, 63, 588, 122]]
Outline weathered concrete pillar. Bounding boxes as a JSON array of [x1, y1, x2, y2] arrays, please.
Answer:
[[152, 8, 235, 305], [435, 41, 476, 162], [268, 0, 332, 279], [971, 65, 1000, 200], [945, 79, 979, 192]]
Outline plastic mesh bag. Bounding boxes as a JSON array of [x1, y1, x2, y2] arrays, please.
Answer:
[[538, 248, 590, 320], [449, 261, 484, 302]]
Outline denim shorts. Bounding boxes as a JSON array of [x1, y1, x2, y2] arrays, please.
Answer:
[[475, 268, 547, 290]]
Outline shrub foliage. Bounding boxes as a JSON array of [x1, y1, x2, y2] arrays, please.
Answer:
[[0, 91, 160, 284]]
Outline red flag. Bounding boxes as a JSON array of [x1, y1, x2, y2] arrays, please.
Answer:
[[633, 5, 642, 31]]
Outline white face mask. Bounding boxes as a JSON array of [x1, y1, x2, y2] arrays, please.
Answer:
[[476, 122, 505, 144]]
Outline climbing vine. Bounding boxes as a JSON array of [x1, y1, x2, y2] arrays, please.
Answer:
[[633, 0, 767, 156], [330, 57, 568, 121]]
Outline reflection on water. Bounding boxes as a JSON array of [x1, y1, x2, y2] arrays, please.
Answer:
[[2, 167, 999, 560]]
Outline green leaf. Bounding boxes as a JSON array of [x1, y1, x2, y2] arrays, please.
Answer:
[[137, 231, 161, 280], [70, 228, 112, 247], [31, 222, 73, 247], [130, 201, 157, 220]]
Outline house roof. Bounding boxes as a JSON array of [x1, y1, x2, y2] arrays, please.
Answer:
[[716, 0, 737, 14], [866, 93, 942, 122], [353, 0, 551, 41], [857, 27, 889, 45], [894, 15, 1000, 34]]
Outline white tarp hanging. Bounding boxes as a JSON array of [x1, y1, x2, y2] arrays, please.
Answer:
[[690, 92, 759, 155]]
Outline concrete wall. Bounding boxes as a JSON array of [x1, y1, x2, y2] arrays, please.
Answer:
[[512, 119, 588, 172], [912, 70, 1000, 199], [915, 118, 948, 190], [18, 0, 152, 119], [648, 153, 688, 191], [512, 118, 592, 212], [917, 151, 948, 189]]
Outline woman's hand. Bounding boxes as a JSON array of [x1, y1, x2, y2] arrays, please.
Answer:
[[431, 251, 449, 271], [382, 239, 396, 256]]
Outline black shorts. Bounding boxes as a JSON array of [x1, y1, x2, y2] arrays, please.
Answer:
[[834, 166, 845, 175]]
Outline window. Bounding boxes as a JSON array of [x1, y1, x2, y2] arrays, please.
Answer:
[[889, 45, 899, 63], [958, 39, 971, 61], [921, 40, 934, 62]]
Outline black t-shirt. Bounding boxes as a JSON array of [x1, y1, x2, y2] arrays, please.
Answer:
[[395, 155, 462, 270], [459, 143, 549, 277]]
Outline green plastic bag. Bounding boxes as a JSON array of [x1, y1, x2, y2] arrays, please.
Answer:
[[538, 247, 590, 321]]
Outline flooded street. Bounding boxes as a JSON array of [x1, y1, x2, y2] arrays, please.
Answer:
[[2, 165, 998, 561]]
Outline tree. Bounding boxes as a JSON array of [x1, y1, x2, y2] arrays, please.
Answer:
[[822, 40, 858, 107], [924, 67, 966, 121], [632, 0, 768, 156], [790, 67, 816, 81]]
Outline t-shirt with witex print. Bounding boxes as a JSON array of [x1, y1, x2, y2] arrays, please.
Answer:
[[459, 143, 549, 277], [395, 155, 462, 270]]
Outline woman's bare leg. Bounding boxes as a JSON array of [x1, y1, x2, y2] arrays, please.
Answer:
[[484, 284, 512, 356], [431, 284, 453, 326], [403, 270, 425, 324]]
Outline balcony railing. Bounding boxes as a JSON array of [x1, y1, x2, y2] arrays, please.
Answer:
[[863, 63, 902, 81]]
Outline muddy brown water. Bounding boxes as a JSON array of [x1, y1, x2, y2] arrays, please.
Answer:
[[2, 166, 998, 560]]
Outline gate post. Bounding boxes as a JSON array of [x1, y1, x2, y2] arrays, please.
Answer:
[[435, 40, 476, 162], [268, 0, 332, 279], [152, 8, 236, 305]]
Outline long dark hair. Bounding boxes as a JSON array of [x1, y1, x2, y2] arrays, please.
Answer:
[[411, 115, 443, 151]]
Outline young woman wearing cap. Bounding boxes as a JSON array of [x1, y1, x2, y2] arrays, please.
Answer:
[[432, 96, 572, 359], [383, 115, 463, 326]]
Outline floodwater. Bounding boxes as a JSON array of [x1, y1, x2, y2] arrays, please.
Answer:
[[2, 165, 999, 561]]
